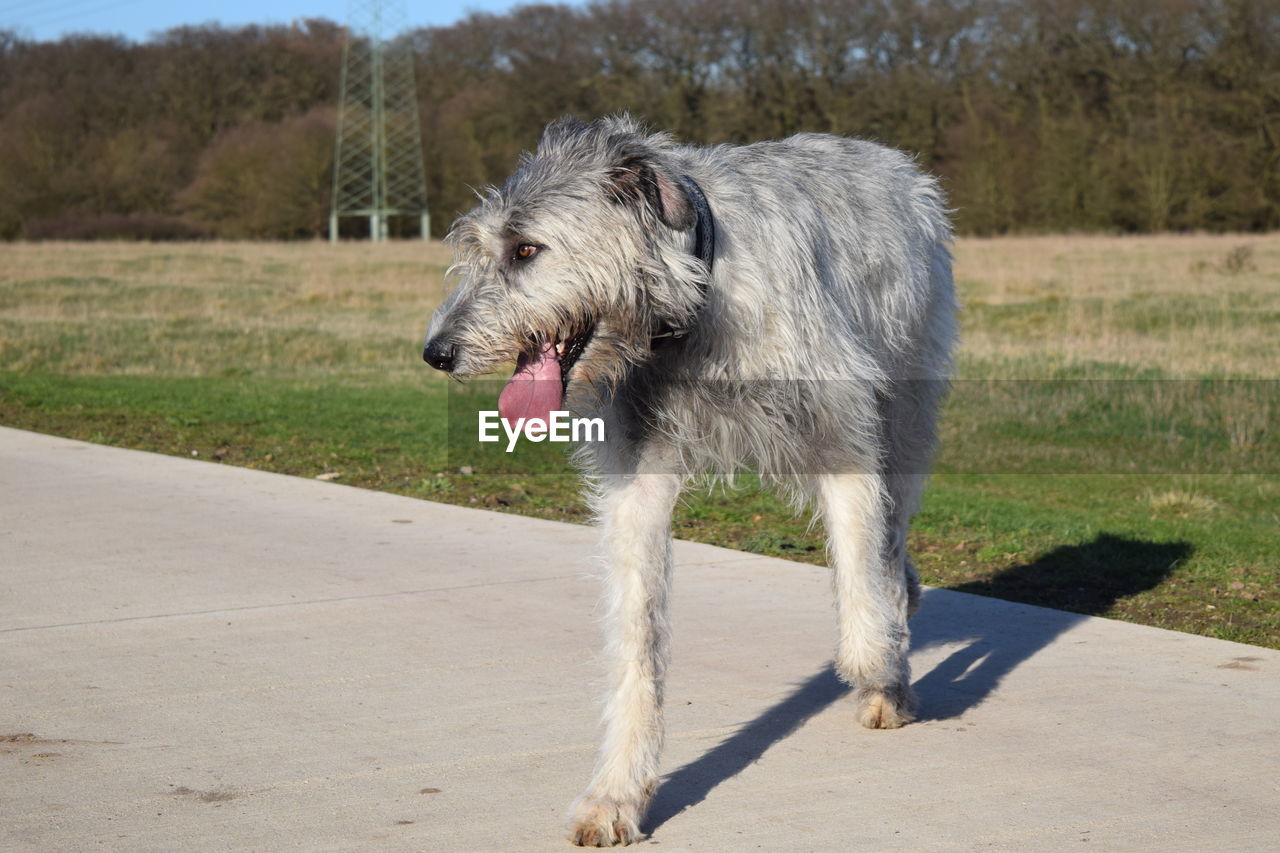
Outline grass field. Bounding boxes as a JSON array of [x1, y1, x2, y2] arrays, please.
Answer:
[[1, 236, 1277, 647]]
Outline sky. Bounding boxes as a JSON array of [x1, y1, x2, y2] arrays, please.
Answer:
[[1, 0, 529, 43]]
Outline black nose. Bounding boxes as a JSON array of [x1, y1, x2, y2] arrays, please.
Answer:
[[423, 337, 456, 372]]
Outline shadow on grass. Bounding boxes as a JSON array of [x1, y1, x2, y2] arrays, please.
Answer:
[[644, 532, 1190, 834]]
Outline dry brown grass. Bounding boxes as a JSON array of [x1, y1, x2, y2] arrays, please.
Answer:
[[953, 233, 1280, 377], [1, 233, 1277, 379], [0, 240, 453, 378]]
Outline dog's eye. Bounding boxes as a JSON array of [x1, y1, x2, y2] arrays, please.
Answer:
[[513, 243, 539, 262]]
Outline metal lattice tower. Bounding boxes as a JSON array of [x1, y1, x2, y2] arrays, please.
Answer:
[[330, 0, 429, 242]]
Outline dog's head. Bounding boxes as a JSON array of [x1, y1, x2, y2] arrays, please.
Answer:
[[423, 115, 709, 422]]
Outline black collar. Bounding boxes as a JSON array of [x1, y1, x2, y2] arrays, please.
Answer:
[[652, 175, 715, 345]]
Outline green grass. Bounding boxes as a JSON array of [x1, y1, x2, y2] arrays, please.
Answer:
[[0, 238, 1277, 648]]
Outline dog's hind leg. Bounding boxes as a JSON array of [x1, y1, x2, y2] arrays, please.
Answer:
[[887, 472, 928, 619], [569, 456, 682, 847], [818, 471, 917, 729]]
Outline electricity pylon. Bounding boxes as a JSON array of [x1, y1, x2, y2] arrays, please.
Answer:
[[330, 0, 429, 242]]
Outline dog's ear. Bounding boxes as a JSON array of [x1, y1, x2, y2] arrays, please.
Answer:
[[606, 155, 696, 231]]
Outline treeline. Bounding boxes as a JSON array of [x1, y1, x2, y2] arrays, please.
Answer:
[[0, 21, 345, 239], [1, 0, 1277, 240]]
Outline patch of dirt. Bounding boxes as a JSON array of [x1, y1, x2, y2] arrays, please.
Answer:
[[2, 733, 103, 766], [171, 785, 240, 803], [2, 733, 55, 744], [1217, 656, 1263, 671]]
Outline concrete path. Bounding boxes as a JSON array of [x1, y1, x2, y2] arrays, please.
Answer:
[[1, 425, 1277, 852]]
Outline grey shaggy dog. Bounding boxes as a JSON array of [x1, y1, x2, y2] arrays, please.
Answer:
[[424, 115, 956, 846]]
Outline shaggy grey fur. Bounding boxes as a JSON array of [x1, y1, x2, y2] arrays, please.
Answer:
[[424, 115, 956, 846]]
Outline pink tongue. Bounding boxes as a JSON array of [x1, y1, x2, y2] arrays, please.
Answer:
[[498, 341, 564, 425]]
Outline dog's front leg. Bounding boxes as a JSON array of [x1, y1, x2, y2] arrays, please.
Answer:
[[569, 467, 681, 847]]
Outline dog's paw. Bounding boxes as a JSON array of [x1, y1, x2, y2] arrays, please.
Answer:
[[856, 684, 916, 729], [568, 796, 644, 847]]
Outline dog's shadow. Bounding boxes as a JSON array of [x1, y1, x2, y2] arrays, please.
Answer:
[[643, 533, 1190, 833]]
